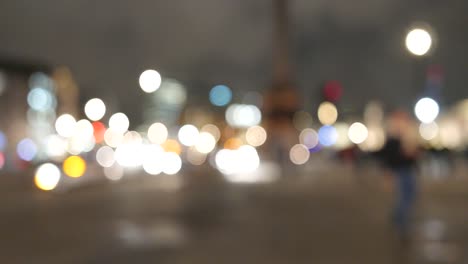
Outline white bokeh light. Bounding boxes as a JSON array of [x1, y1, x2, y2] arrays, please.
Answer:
[[147, 122, 168, 144], [178, 124, 199, 147], [109, 113, 130, 133], [162, 152, 182, 175], [195, 132, 216, 154], [142, 144, 165, 175], [415, 97, 439, 123], [55, 114, 76, 138], [139, 69, 162, 93], [34, 163, 61, 191], [96, 146, 115, 168], [84, 98, 106, 121], [406, 28, 432, 56], [348, 122, 369, 144]]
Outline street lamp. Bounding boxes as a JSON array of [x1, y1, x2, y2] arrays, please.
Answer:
[[405, 28, 432, 56]]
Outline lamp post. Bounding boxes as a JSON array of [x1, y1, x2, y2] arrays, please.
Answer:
[[405, 26, 439, 122]]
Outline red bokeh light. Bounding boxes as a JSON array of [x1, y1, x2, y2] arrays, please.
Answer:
[[92, 121, 106, 144]]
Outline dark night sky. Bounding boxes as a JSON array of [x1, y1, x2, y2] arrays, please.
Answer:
[[0, 0, 467, 125]]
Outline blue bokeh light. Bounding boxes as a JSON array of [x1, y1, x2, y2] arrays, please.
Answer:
[[17, 138, 37, 161], [209, 85, 232, 107], [318, 125, 338, 147], [27, 87, 54, 112], [0, 131, 6, 151]]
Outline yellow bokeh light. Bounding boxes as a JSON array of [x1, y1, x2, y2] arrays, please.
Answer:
[[63, 155, 86, 178], [162, 139, 182, 155], [224, 138, 242, 150], [317, 102, 338, 125]]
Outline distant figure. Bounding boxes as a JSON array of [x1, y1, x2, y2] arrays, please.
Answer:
[[378, 111, 420, 235]]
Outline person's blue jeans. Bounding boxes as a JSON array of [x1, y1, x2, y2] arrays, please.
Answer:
[[393, 167, 416, 232]]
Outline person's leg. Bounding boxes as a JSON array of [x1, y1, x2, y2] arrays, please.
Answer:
[[394, 167, 416, 233]]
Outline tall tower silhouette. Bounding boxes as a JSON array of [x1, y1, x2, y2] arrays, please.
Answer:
[[263, 0, 301, 163]]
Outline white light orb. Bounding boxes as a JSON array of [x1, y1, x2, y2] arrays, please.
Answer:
[[348, 122, 369, 144], [142, 144, 165, 175], [245, 126, 267, 147], [84, 98, 106, 121], [419, 122, 439, 141], [55, 114, 76, 138], [139, 69, 162, 93], [104, 128, 124, 148], [104, 164, 124, 181], [109, 113, 129, 133], [96, 146, 115, 168], [195, 132, 216, 154], [406, 28, 432, 56], [415, 97, 439, 123], [34, 163, 61, 191], [289, 144, 310, 165], [162, 152, 182, 175], [147, 122, 168, 144], [178, 124, 199, 147]]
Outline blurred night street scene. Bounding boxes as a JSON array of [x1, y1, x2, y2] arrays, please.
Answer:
[[0, 0, 468, 263]]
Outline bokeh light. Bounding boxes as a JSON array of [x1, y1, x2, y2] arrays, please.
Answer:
[[109, 113, 130, 134], [178, 124, 199, 147], [17, 138, 37, 161], [348, 122, 369, 144], [209, 85, 232, 106], [335, 123, 351, 149], [104, 128, 124, 148], [187, 147, 207, 165], [114, 143, 144, 168], [317, 102, 338, 125], [318, 125, 338, 147], [45, 135, 67, 160], [406, 28, 432, 56], [142, 144, 164, 175], [34, 163, 61, 191], [0, 131, 7, 151], [84, 98, 106, 121], [415, 97, 439, 123], [92, 121, 106, 143], [96, 146, 115, 168], [215, 145, 260, 175], [419, 122, 439, 140], [55, 114, 76, 138], [289, 144, 310, 165], [195, 132, 216, 154], [104, 163, 124, 181], [27, 87, 55, 112], [245, 126, 267, 147], [226, 104, 262, 128], [162, 139, 182, 155], [123, 131, 142, 145], [63, 155, 86, 178], [201, 124, 221, 142], [147, 122, 168, 144], [139, 69, 162, 93], [224, 137, 242, 150], [299, 128, 319, 149], [162, 152, 182, 175], [0, 152, 5, 169]]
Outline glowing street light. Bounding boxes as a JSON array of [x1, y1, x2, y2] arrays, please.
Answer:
[[405, 28, 432, 56], [414, 97, 439, 123]]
